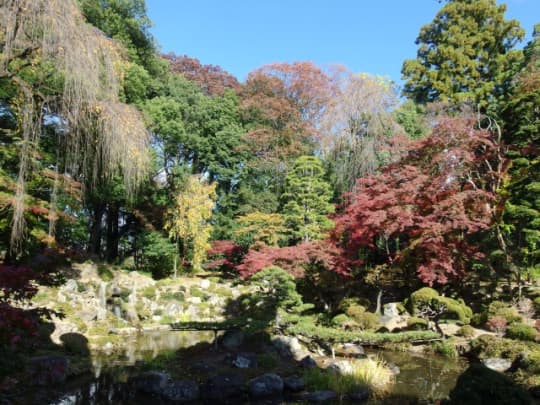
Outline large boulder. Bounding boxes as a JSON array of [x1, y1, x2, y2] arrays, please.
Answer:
[[482, 357, 512, 373], [333, 343, 365, 358], [283, 376, 305, 392], [300, 355, 317, 369], [201, 373, 246, 400], [161, 379, 200, 402], [231, 352, 258, 368], [272, 335, 309, 360], [303, 390, 337, 403], [248, 373, 284, 398]]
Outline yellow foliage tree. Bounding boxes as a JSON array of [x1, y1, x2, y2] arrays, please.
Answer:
[[165, 176, 217, 274]]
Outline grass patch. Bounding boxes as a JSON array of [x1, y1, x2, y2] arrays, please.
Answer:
[[304, 357, 394, 397]]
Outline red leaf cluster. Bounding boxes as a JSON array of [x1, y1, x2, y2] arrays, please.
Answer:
[[333, 117, 499, 286], [164, 54, 241, 96], [237, 240, 347, 279], [205, 240, 244, 273], [0, 264, 41, 349]]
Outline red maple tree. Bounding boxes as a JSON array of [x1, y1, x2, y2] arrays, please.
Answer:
[[332, 117, 500, 286]]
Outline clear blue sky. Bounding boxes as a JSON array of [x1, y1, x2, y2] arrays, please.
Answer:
[[146, 0, 539, 87]]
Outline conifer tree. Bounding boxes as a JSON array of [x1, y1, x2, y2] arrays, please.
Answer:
[[282, 156, 334, 242], [402, 0, 524, 110]]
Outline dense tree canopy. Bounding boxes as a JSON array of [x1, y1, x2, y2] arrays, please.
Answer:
[[402, 0, 524, 110]]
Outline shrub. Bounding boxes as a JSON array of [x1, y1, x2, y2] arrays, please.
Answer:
[[135, 231, 176, 279], [469, 334, 539, 360], [345, 304, 380, 330], [456, 325, 476, 338], [486, 316, 507, 336], [409, 287, 472, 324], [487, 301, 522, 324], [432, 339, 457, 358], [471, 312, 488, 327], [407, 317, 429, 330], [332, 313, 352, 327], [534, 297, 540, 314], [506, 323, 538, 342]]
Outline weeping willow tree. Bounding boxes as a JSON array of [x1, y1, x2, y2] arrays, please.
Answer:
[[0, 0, 151, 255]]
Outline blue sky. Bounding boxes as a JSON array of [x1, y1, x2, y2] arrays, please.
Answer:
[[146, 0, 539, 87]]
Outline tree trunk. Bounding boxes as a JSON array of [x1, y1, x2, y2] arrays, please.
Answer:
[[375, 289, 383, 315], [106, 203, 119, 262], [89, 203, 105, 257]]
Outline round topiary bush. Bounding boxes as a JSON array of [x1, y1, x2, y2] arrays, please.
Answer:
[[345, 304, 380, 330], [505, 323, 539, 342], [456, 325, 476, 338], [407, 317, 429, 330]]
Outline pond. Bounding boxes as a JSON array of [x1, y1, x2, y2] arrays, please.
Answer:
[[24, 330, 467, 404]]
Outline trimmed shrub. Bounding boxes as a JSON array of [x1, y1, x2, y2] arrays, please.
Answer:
[[345, 305, 380, 330], [506, 323, 538, 342], [409, 287, 472, 324], [456, 325, 476, 338], [487, 301, 522, 324], [407, 317, 429, 330]]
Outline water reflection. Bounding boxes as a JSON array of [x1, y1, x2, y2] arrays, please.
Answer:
[[92, 330, 215, 374], [371, 349, 467, 401], [32, 331, 467, 404]]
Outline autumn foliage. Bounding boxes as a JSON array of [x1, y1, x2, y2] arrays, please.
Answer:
[[332, 117, 499, 286], [0, 265, 42, 349], [237, 240, 346, 279]]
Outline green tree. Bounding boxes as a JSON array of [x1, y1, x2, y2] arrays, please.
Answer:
[[402, 0, 524, 110], [234, 211, 288, 247], [164, 175, 217, 273], [282, 156, 334, 242], [499, 23, 540, 282], [0, 0, 151, 257]]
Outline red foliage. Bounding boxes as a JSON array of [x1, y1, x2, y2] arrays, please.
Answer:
[[205, 240, 244, 273], [486, 316, 507, 336], [163, 53, 241, 96], [332, 117, 500, 286], [237, 240, 347, 279], [0, 265, 41, 349]]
